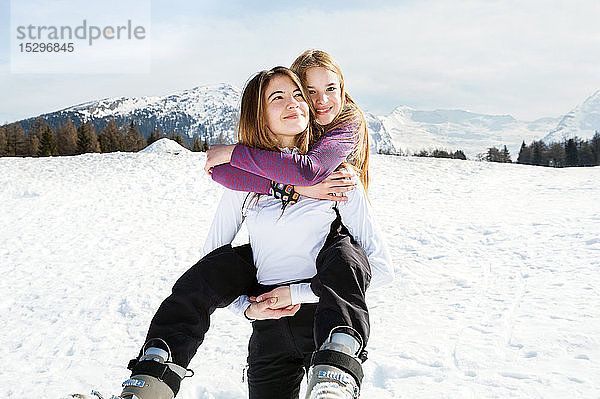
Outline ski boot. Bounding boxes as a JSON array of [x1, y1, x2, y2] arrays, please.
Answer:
[[121, 339, 189, 399], [305, 326, 366, 399]]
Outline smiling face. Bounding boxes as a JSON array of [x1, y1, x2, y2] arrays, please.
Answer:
[[263, 74, 310, 148], [305, 66, 343, 125]]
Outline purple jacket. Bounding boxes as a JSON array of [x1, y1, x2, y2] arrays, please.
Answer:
[[212, 118, 360, 193]]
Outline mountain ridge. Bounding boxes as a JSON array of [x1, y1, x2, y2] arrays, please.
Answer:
[[8, 85, 600, 158]]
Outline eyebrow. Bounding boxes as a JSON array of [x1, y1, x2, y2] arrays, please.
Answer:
[[267, 90, 284, 100], [306, 83, 338, 88], [267, 88, 302, 100]]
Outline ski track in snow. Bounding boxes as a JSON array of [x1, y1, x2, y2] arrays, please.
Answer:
[[0, 153, 598, 398]]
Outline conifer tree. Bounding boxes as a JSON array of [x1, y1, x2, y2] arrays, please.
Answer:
[[28, 134, 40, 157], [578, 141, 595, 166], [517, 141, 531, 164], [28, 118, 47, 140], [97, 119, 122, 153], [0, 126, 7, 156], [453, 150, 466, 160], [77, 123, 99, 154], [88, 123, 100, 153], [548, 142, 565, 167], [486, 146, 502, 162], [6, 123, 27, 156], [591, 131, 600, 165], [27, 118, 50, 156], [123, 121, 145, 152], [501, 145, 511, 163], [37, 126, 58, 156], [191, 136, 203, 152], [77, 124, 90, 154], [56, 118, 78, 155], [531, 141, 545, 165], [147, 128, 163, 146], [565, 138, 578, 167]]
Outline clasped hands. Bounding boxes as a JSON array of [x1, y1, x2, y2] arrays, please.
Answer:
[[244, 286, 301, 320]]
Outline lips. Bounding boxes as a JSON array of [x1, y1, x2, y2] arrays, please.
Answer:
[[283, 112, 303, 119], [316, 106, 333, 115]]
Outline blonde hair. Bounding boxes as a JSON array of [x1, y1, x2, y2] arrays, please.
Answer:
[[291, 49, 370, 191], [238, 66, 311, 155]]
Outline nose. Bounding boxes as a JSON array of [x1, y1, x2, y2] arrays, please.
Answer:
[[316, 92, 328, 105], [287, 95, 300, 109]]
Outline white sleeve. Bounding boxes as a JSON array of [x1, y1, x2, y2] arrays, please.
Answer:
[[201, 189, 253, 319], [228, 295, 252, 318], [201, 189, 247, 257], [337, 181, 394, 290], [290, 283, 319, 305]]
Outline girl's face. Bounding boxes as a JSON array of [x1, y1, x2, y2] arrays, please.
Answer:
[[263, 74, 309, 146], [305, 67, 342, 125]]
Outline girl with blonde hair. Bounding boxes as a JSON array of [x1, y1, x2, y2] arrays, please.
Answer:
[[206, 49, 370, 197]]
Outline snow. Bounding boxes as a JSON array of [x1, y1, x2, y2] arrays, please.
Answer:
[[139, 138, 191, 155], [543, 90, 600, 143], [1, 153, 599, 398]]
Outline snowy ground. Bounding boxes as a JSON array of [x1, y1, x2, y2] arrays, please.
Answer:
[[1, 150, 599, 398]]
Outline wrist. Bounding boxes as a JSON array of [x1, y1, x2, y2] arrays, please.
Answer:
[[244, 305, 255, 321], [270, 182, 300, 207], [226, 144, 235, 162]]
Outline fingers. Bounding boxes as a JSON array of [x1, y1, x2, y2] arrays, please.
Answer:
[[253, 301, 300, 319], [330, 169, 354, 179], [326, 194, 348, 202], [328, 185, 355, 193], [256, 287, 281, 303], [329, 177, 356, 186], [256, 298, 277, 310], [256, 294, 287, 310], [268, 304, 300, 317]]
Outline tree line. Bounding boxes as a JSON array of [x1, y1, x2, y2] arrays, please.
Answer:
[[0, 118, 210, 157], [517, 132, 600, 167], [378, 147, 467, 160]]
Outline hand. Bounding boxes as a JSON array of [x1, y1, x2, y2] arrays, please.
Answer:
[[250, 286, 293, 310], [204, 144, 236, 175], [295, 169, 357, 201], [245, 297, 300, 320]]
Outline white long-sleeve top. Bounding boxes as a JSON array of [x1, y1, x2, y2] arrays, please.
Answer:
[[202, 176, 394, 317]]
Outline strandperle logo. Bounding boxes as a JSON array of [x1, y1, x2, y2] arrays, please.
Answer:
[[15, 19, 147, 46]]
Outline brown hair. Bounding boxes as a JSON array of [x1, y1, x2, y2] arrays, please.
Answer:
[[238, 66, 311, 155], [291, 49, 370, 191]]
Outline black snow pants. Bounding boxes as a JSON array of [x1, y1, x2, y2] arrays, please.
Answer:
[[137, 208, 372, 394]]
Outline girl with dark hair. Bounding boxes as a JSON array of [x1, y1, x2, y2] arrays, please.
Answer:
[[118, 66, 392, 399]]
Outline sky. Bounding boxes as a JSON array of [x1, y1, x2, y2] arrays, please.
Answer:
[[1, 0, 600, 124]]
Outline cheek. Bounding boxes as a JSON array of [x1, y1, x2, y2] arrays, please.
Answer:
[[300, 102, 310, 115], [264, 105, 280, 128], [329, 93, 342, 111]]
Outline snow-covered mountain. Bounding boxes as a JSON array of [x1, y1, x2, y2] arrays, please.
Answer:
[[13, 85, 600, 158], [18, 84, 241, 145], [377, 106, 559, 158], [542, 90, 600, 143]]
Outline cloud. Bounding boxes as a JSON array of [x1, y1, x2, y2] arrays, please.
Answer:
[[2, 0, 600, 122]]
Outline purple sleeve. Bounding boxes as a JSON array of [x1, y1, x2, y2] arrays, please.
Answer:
[[211, 163, 271, 194], [229, 118, 359, 186]]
